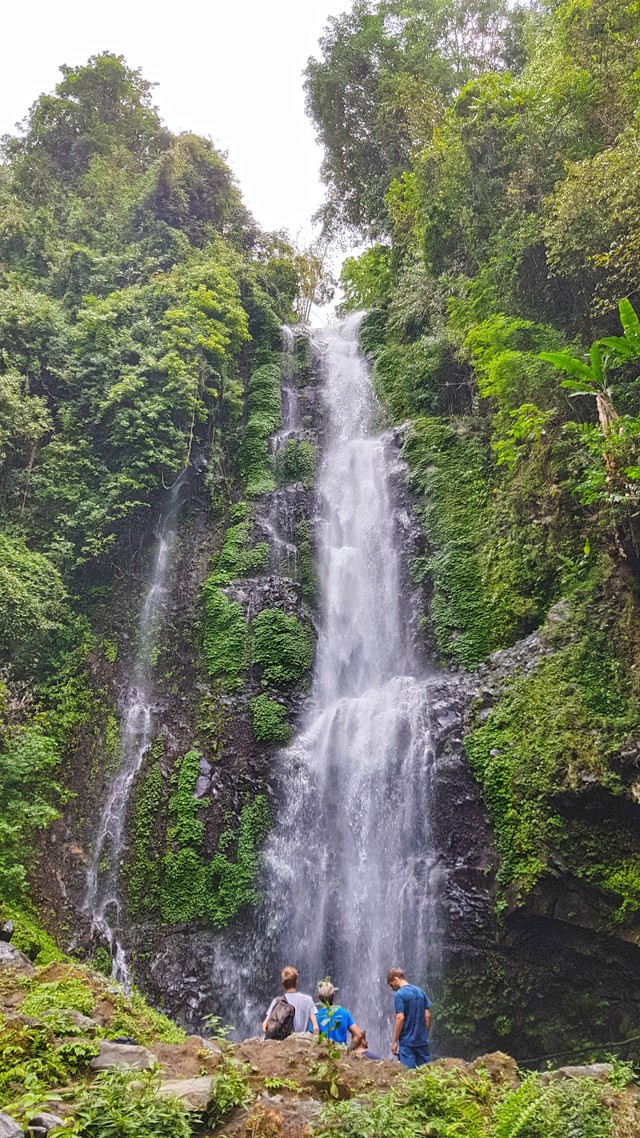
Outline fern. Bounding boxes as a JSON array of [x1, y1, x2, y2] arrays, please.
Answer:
[[492, 1078, 547, 1138]]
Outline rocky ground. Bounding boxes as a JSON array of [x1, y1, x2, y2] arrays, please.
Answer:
[[1, 932, 639, 1138]]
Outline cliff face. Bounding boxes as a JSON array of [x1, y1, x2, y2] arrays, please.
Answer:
[[41, 324, 640, 1065]]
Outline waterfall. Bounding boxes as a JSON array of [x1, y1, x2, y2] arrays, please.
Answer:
[[84, 476, 185, 988], [218, 316, 439, 1053], [263, 328, 302, 577]]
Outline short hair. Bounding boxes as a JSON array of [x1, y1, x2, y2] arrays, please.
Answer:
[[386, 967, 405, 984], [281, 966, 299, 990]]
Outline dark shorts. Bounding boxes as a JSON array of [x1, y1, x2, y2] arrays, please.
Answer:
[[398, 1043, 431, 1069]]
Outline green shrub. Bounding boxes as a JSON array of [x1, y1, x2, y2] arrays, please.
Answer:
[[238, 363, 282, 497], [70, 1068, 193, 1138], [106, 988, 186, 1045], [251, 694, 292, 744], [22, 978, 95, 1017], [275, 439, 317, 489], [211, 502, 269, 585], [403, 417, 506, 667], [0, 1012, 100, 1098], [251, 608, 315, 686]]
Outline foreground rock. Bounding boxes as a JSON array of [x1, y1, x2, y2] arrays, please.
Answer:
[[159, 1077, 214, 1110], [0, 942, 36, 975], [89, 1040, 154, 1071], [26, 1112, 65, 1135], [0, 1112, 23, 1138]]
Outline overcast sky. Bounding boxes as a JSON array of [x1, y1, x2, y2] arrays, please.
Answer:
[[0, 0, 349, 241]]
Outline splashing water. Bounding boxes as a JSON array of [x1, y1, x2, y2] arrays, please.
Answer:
[[84, 476, 185, 988]]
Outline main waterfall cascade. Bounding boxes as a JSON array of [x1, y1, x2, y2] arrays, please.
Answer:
[[84, 476, 185, 989], [221, 316, 441, 1053]]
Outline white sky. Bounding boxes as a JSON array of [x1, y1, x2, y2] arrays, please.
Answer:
[[0, 0, 349, 240]]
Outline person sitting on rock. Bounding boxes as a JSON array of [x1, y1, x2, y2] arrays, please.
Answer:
[[312, 978, 365, 1047], [350, 1029, 381, 1060], [262, 966, 319, 1037]]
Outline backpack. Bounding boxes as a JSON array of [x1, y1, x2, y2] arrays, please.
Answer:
[[264, 995, 295, 1040]]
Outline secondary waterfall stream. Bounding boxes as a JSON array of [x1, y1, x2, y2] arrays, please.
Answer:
[[220, 316, 439, 1053], [84, 477, 185, 988]]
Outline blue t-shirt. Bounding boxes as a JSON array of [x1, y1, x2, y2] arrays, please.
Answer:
[[394, 984, 431, 1047], [314, 1004, 355, 1044]]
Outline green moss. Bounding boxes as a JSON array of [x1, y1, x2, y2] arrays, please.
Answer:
[[465, 606, 638, 904], [167, 748, 205, 845], [275, 439, 317, 489], [103, 710, 122, 768], [403, 417, 505, 667], [251, 694, 292, 744], [372, 335, 450, 421], [127, 755, 164, 919], [208, 795, 271, 928], [160, 748, 207, 923], [160, 759, 271, 928], [92, 945, 113, 977], [102, 638, 118, 664], [238, 362, 282, 497], [296, 520, 318, 607], [158, 751, 271, 928], [211, 501, 269, 585], [203, 583, 248, 690], [251, 607, 315, 686]]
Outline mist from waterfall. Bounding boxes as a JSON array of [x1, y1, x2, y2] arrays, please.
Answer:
[[84, 477, 185, 988]]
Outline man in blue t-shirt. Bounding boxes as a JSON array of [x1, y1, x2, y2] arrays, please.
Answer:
[[387, 967, 431, 1069], [312, 979, 365, 1047]]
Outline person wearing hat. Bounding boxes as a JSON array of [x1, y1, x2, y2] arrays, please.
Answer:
[[312, 978, 365, 1047]]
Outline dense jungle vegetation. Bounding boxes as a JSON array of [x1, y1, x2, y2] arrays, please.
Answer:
[[0, 52, 317, 923], [306, 0, 640, 927]]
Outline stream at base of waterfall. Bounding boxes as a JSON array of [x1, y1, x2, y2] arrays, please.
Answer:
[[217, 316, 440, 1056]]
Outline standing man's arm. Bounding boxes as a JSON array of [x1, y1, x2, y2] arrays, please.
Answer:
[[391, 1011, 404, 1056], [310, 1012, 319, 1034], [262, 1000, 274, 1035], [425, 1007, 431, 1034]]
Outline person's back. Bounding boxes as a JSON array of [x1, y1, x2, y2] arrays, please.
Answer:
[[316, 1003, 354, 1044], [282, 990, 317, 1034], [395, 984, 430, 1045], [387, 968, 431, 1069], [262, 966, 318, 1038], [314, 979, 364, 1048]]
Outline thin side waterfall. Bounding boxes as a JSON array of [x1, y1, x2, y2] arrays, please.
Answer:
[[218, 316, 439, 1053], [265, 327, 301, 576], [84, 477, 185, 988]]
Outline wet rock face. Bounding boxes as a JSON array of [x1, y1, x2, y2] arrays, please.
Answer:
[[413, 613, 640, 1060]]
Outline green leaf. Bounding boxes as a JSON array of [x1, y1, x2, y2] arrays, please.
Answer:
[[589, 343, 604, 384], [599, 335, 637, 362], [559, 379, 597, 397], [539, 351, 597, 387], [619, 298, 640, 354]]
